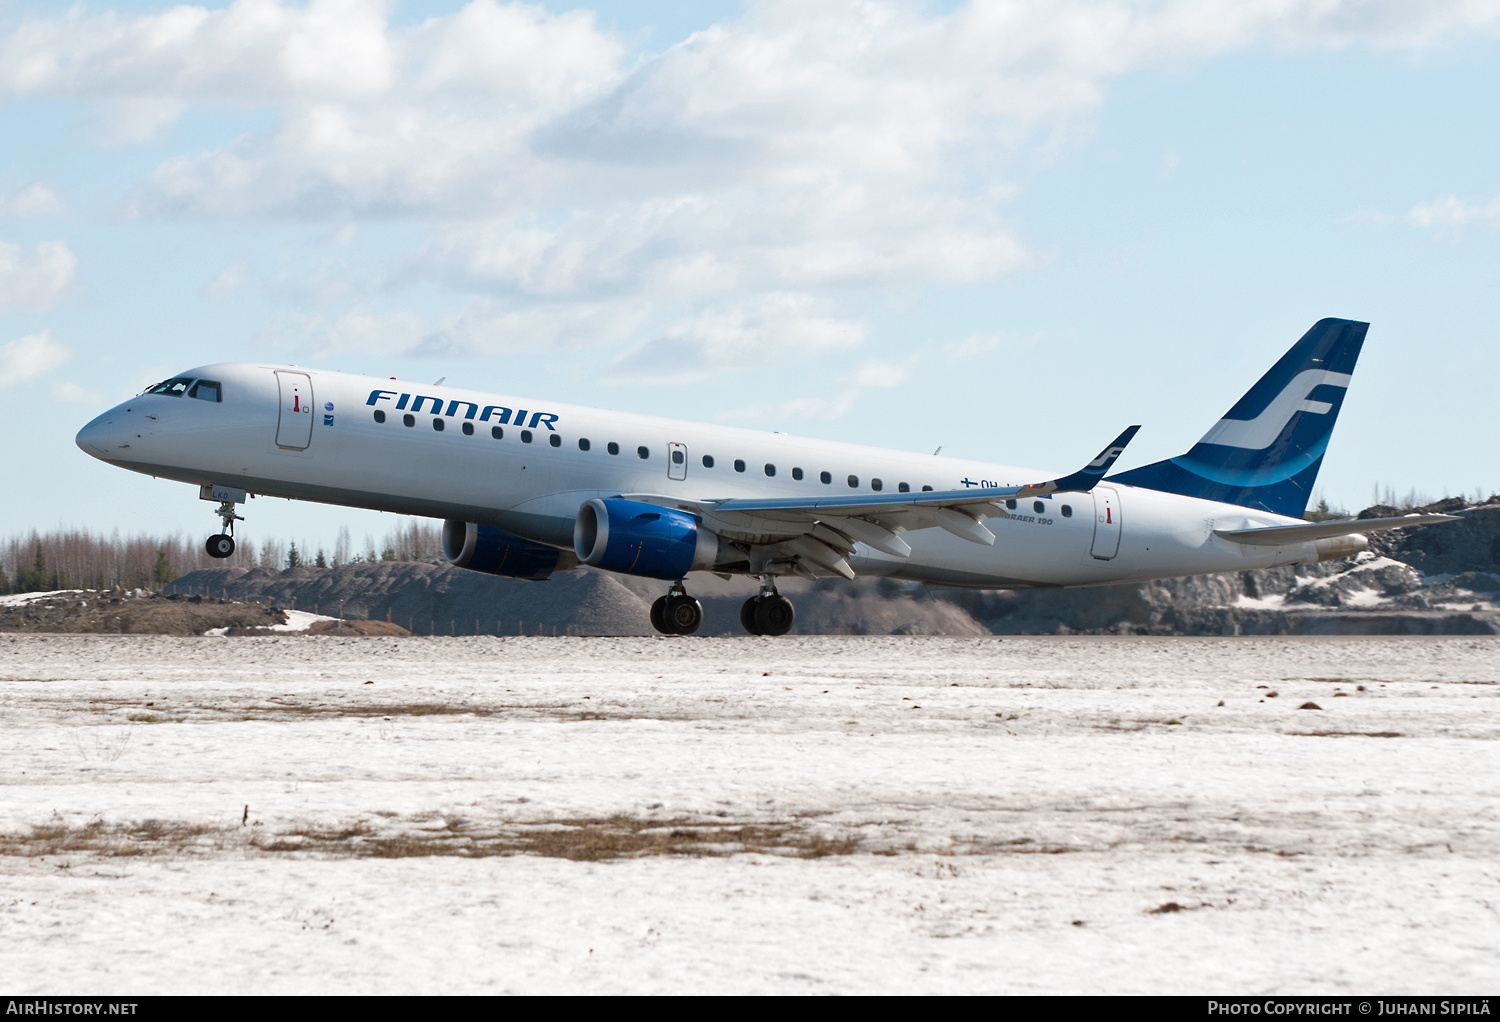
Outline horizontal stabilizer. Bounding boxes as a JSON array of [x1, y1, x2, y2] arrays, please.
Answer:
[[1214, 514, 1457, 547]]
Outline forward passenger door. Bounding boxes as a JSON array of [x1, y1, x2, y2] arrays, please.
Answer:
[[275, 371, 314, 450]]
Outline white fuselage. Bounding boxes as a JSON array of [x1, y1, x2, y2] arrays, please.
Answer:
[[76, 362, 1323, 588]]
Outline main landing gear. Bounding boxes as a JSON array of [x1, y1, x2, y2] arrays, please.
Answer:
[[205, 500, 243, 559], [650, 581, 703, 635], [741, 578, 794, 636]]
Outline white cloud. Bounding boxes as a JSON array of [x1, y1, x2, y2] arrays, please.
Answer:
[[51, 380, 100, 404], [718, 355, 915, 423], [611, 293, 863, 383], [849, 358, 914, 389], [717, 391, 862, 423], [1407, 194, 1500, 229], [0, 239, 76, 312], [204, 261, 249, 301], [4, 0, 1499, 372], [254, 296, 650, 360], [1, 184, 63, 217], [0, 330, 71, 387], [944, 333, 1007, 362]]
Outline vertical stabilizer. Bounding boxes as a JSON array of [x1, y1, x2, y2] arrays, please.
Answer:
[[1109, 318, 1367, 517]]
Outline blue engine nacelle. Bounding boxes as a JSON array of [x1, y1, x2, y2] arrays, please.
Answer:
[[573, 498, 719, 580], [442, 520, 566, 581]]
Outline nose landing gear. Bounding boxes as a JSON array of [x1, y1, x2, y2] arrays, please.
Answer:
[[205, 499, 243, 559], [741, 577, 794, 636], [650, 581, 703, 635]]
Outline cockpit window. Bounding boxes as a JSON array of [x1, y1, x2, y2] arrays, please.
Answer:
[[146, 377, 194, 397], [189, 380, 221, 403]]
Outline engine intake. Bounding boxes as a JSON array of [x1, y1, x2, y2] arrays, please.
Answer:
[[573, 498, 718, 580], [442, 520, 568, 581]]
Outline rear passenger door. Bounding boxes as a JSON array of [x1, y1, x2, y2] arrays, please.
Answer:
[[1090, 485, 1121, 560]]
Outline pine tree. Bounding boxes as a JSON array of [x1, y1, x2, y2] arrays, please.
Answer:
[[0, 562, 9, 595], [286, 542, 302, 568], [152, 550, 172, 588], [314, 549, 328, 568], [16, 544, 46, 592]]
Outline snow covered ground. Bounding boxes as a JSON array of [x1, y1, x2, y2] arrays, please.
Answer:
[[1, 634, 1498, 994]]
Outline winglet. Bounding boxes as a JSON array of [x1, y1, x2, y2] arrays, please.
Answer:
[[1017, 426, 1141, 497]]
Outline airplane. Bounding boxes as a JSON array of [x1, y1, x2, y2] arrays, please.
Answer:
[[75, 318, 1454, 635]]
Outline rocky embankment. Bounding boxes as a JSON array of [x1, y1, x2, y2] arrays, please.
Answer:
[[156, 499, 1500, 637], [0, 589, 414, 636], [0, 589, 289, 635], [942, 499, 1500, 636], [165, 562, 984, 637]]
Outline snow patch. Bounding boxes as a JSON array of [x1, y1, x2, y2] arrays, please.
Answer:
[[202, 608, 336, 636], [1233, 593, 1286, 609], [0, 589, 88, 606]]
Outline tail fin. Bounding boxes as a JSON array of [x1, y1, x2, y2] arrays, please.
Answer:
[[1109, 318, 1367, 517]]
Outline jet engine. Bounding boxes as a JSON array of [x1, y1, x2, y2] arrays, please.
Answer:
[[441, 520, 568, 581], [573, 498, 719, 580]]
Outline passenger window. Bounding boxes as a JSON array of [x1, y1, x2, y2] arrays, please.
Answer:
[[579, 438, 591, 451], [792, 467, 803, 480], [820, 471, 832, 484], [672, 450, 684, 464], [1033, 500, 1045, 514], [764, 464, 776, 477], [373, 410, 386, 424], [607, 442, 619, 455], [847, 475, 859, 488], [147, 377, 193, 397], [433, 418, 445, 432], [871, 478, 883, 491], [702, 455, 715, 468], [1061, 504, 1073, 518], [189, 380, 221, 402], [734, 460, 746, 473], [521, 430, 533, 443], [921, 485, 933, 492], [403, 414, 415, 427], [462, 422, 473, 436], [898, 482, 909, 493], [637, 446, 649, 459], [550, 434, 562, 448], [491, 426, 504, 439], [1006, 499, 1017, 510]]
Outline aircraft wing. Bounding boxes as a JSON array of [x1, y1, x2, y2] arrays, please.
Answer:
[[623, 426, 1141, 576], [1214, 514, 1458, 546]]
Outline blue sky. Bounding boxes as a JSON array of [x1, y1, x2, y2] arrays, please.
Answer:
[[2, 0, 1498, 553]]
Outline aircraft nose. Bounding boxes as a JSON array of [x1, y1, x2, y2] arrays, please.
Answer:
[[76, 408, 132, 460]]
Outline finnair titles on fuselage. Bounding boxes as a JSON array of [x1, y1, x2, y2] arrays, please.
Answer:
[[76, 319, 1452, 635]]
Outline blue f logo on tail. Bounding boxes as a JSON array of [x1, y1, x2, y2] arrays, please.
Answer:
[[1110, 318, 1367, 517]]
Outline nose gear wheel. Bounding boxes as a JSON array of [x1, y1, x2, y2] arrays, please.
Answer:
[[205, 499, 244, 559]]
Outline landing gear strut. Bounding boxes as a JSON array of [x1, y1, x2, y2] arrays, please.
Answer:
[[650, 581, 703, 635], [205, 500, 243, 559], [741, 577, 794, 636]]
